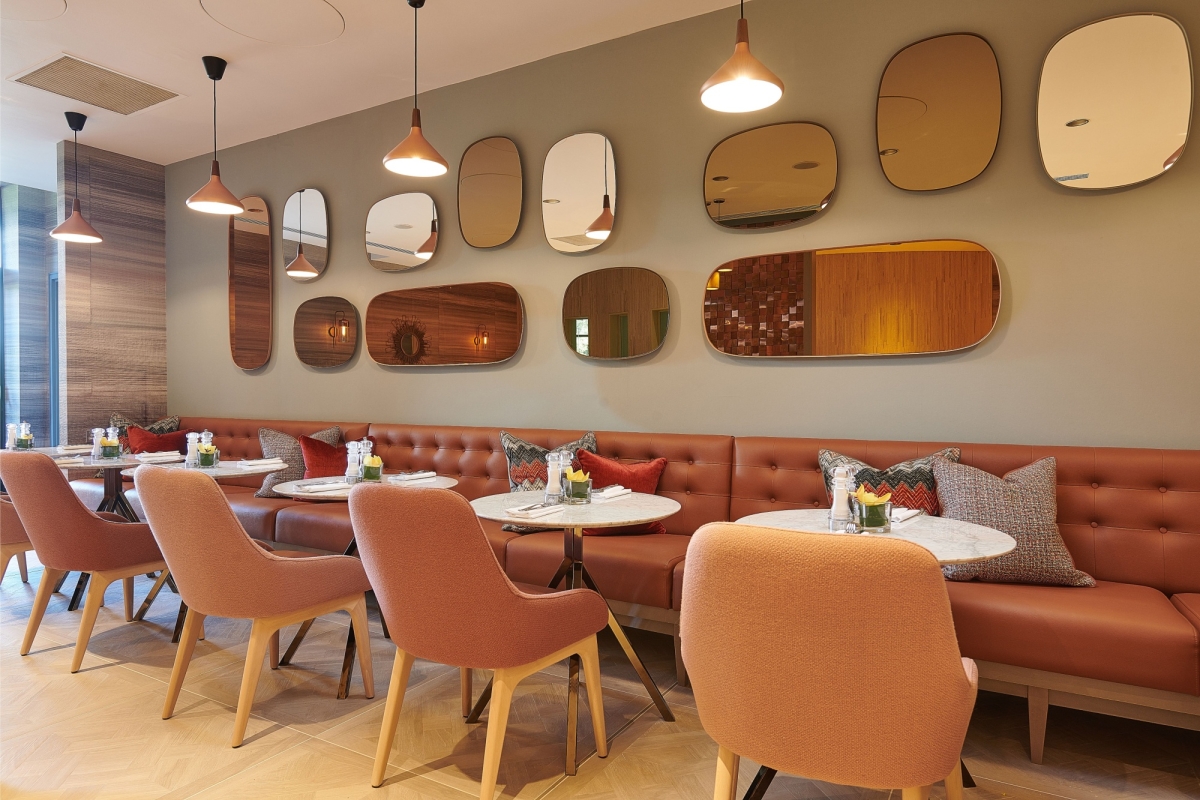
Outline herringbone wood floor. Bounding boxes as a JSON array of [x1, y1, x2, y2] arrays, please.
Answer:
[[2, 554, 1197, 799]]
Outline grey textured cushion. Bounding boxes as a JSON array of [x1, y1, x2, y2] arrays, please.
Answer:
[[256, 426, 341, 498], [936, 456, 1095, 587]]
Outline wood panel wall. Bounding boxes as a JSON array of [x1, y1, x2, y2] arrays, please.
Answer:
[[59, 143, 166, 444], [561, 267, 669, 358]]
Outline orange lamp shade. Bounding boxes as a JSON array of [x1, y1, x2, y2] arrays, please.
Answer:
[[186, 161, 244, 214], [701, 18, 784, 113], [49, 198, 102, 243], [384, 109, 449, 177]]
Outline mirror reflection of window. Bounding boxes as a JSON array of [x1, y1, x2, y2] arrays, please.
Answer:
[[365, 193, 438, 270], [567, 318, 590, 356], [1038, 14, 1192, 190], [561, 267, 669, 360], [542, 133, 616, 253]]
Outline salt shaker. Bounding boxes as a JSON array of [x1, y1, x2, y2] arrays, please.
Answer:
[[545, 450, 570, 504], [5, 423, 16, 450], [184, 432, 201, 467], [91, 427, 106, 459], [829, 466, 853, 531], [345, 441, 361, 484]]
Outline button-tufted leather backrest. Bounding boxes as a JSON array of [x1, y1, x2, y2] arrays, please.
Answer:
[[731, 438, 1200, 594]]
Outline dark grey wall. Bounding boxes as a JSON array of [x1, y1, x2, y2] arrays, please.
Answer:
[[164, 0, 1200, 448]]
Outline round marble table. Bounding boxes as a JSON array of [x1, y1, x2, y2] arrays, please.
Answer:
[[271, 474, 459, 500], [734, 508, 1015, 565], [120, 459, 288, 481]]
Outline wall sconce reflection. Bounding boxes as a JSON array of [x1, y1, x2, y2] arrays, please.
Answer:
[[474, 327, 490, 350], [329, 310, 349, 344]]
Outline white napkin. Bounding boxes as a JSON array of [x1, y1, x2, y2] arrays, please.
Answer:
[[237, 458, 285, 469], [52, 457, 88, 466], [388, 475, 437, 485], [136, 451, 182, 462], [56, 444, 93, 454], [505, 502, 564, 519], [390, 470, 436, 481], [298, 481, 352, 493], [592, 485, 632, 503], [890, 507, 923, 524]]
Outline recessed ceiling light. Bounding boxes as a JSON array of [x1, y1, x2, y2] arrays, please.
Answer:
[[717, 267, 733, 273], [792, 161, 819, 170], [543, 198, 560, 204], [711, 175, 730, 181], [1066, 118, 1089, 127], [713, 198, 726, 203], [393, 223, 412, 229], [246, 207, 264, 213], [879, 148, 899, 156]]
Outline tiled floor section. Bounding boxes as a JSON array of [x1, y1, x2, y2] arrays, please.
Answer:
[[2, 555, 1198, 799]]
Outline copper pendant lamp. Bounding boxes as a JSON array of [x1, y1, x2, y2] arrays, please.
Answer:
[[584, 138, 613, 240], [384, 0, 448, 177], [285, 189, 319, 278], [416, 201, 438, 259], [49, 112, 103, 244], [700, 0, 784, 113], [187, 56, 244, 214]]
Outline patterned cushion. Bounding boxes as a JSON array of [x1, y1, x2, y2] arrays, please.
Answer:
[[110, 412, 180, 452], [936, 456, 1095, 587], [256, 426, 341, 498], [499, 431, 597, 532], [818, 447, 960, 516]]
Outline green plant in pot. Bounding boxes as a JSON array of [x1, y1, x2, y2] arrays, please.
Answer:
[[853, 486, 892, 533], [362, 455, 383, 482], [198, 443, 218, 467], [100, 436, 121, 459]]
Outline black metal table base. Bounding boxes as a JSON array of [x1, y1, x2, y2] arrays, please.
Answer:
[[65, 474, 143, 612]]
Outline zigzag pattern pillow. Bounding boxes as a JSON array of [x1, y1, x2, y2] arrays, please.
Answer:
[[499, 431, 598, 492], [818, 447, 961, 516]]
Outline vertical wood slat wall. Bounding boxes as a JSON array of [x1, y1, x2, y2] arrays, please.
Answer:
[[58, 142, 166, 444]]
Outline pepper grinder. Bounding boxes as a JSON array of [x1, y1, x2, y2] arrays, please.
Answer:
[[91, 427, 106, 460], [829, 466, 853, 532], [359, 437, 373, 480], [184, 432, 201, 467], [5, 423, 16, 450], [345, 441, 361, 484]]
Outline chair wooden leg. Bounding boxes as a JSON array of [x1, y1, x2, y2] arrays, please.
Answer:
[[372, 649, 416, 788], [17, 550, 29, 582], [72, 572, 112, 673], [269, 631, 279, 670], [232, 619, 272, 748], [713, 745, 740, 800], [461, 667, 473, 718], [479, 671, 517, 800], [348, 596, 375, 699], [673, 624, 689, 687], [163, 609, 206, 719], [1028, 685, 1049, 764], [945, 759, 964, 800], [21, 567, 65, 655], [122, 577, 134, 621], [902, 788, 931, 800], [579, 635, 608, 758]]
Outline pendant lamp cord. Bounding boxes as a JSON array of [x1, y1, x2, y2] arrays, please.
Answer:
[[740, 0, 744, 18], [298, 189, 303, 241], [413, 3, 418, 110], [73, 129, 79, 199], [603, 139, 608, 195], [212, 79, 217, 161]]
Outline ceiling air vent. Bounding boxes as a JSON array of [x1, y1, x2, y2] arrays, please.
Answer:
[[13, 55, 177, 115]]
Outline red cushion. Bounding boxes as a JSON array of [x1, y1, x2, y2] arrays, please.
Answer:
[[577, 450, 668, 536], [299, 435, 348, 479], [127, 426, 191, 454]]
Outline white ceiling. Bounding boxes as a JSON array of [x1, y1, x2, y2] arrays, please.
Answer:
[[1, 0, 738, 192]]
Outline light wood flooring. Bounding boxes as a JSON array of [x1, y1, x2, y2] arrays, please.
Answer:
[[2, 554, 1198, 799]]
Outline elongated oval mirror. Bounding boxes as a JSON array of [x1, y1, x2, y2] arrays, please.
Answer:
[[229, 195, 272, 370], [1039, 14, 1192, 189], [704, 240, 999, 357], [365, 282, 523, 366], [459, 137, 522, 248], [365, 192, 439, 270], [542, 132, 616, 253], [283, 188, 328, 281], [294, 296, 358, 368], [562, 268, 669, 360], [877, 34, 1001, 191], [704, 122, 837, 228]]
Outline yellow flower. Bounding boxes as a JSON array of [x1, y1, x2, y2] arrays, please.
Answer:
[[565, 467, 590, 483], [854, 486, 891, 506], [100, 437, 118, 447], [198, 444, 216, 454], [364, 455, 382, 468]]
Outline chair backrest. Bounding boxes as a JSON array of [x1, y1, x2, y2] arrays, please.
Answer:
[[1, 493, 29, 546], [681, 523, 976, 790]]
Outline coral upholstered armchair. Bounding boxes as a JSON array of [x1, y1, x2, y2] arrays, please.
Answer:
[[681, 523, 978, 800], [1, 492, 34, 583]]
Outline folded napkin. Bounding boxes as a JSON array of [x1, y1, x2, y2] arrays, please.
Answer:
[[592, 485, 632, 503], [890, 507, 923, 524], [136, 451, 182, 462], [390, 470, 436, 482], [387, 475, 437, 485], [52, 456, 88, 466], [297, 481, 351, 493], [57, 444, 93, 454], [505, 502, 564, 519], [237, 458, 285, 469]]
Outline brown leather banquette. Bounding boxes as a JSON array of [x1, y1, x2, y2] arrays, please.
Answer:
[[70, 418, 1199, 760]]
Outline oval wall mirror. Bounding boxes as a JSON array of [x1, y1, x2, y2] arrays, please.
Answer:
[[283, 188, 328, 281], [294, 296, 358, 368], [229, 195, 272, 370], [365, 192, 439, 270], [459, 136, 522, 248], [704, 240, 999, 357], [877, 34, 1001, 191], [1038, 14, 1192, 189], [365, 282, 523, 366], [704, 122, 837, 228], [542, 132, 616, 253], [562, 267, 669, 360]]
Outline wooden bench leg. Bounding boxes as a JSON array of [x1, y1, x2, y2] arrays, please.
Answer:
[[1028, 685, 1049, 764]]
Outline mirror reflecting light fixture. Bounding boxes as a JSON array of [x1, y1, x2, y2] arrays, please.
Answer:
[[285, 189, 319, 278], [49, 112, 102, 244], [584, 139, 614, 240], [329, 310, 349, 343], [701, 0, 784, 113], [187, 56, 244, 214], [416, 201, 438, 259], [383, 0, 448, 177]]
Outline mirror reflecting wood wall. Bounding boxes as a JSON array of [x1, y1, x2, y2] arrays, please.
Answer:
[[229, 195, 272, 370], [877, 34, 1001, 191], [562, 267, 669, 360], [365, 282, 523, 366], [283, 188, 328, 280], [294, 296, 358, 368], [459, 137, 522, 248], [365, 192, 439, 270], [704, 123, 837, 228], [1039, 14, 1192, 190], [704, 240, 999, 357], [542, 132, 616, 253]]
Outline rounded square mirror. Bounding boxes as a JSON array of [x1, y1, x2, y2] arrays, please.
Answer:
[[459, 136, 522, 248], [229, 195, 272, 370], [542, 132, 615, 253], [877, 34, 1001, 191], [704, 240, 999, 357], [704, 122, 837, 228], [562, 267, 670, 360], [1039, 14, 1191, 189], [365, 192, 439, 270], [283, 188, 328, 281], [294, 296, 358, 368]]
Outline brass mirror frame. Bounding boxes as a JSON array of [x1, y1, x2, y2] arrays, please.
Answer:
[[293, 296, 359, 368], [702, 121, 838, 229], [875, 32, 1002, 192], [703, 239, 1001, 359], [364, 192, 440, 271], [1036, 13, 1193, 191], [282, 187, 329, 281], [228, 195, 272, 370], [541, 131, 616, 255], [561, 267, 671, 361], [458, 136, 523, 249]]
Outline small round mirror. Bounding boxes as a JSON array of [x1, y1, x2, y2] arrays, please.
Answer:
[[460, 137, 522, 248], [542, 133, 616, 253], [365, 192, 439, 270]]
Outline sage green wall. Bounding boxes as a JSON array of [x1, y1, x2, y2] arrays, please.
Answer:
[[165, 0, 1200, 449]]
